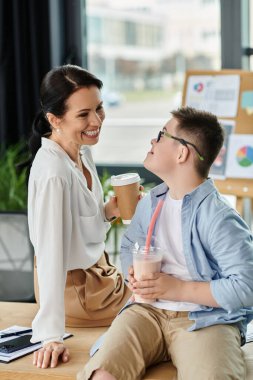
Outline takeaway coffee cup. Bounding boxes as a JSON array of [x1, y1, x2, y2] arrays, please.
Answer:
[[111, 173, 141, 224], [133, 246, 163, 303]]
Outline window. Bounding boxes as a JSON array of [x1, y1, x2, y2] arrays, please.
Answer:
[[88, 16, 103, 43], [85, 0, 221, 165]]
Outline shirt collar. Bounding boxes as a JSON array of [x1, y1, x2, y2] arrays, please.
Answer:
[[41, 137, 78, 168], [150, 178, 216, 206]]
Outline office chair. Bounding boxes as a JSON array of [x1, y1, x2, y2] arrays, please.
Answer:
[[0, 211, 35, 302]]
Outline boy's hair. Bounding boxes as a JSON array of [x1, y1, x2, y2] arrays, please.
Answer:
[[171, 107, 224, 178]]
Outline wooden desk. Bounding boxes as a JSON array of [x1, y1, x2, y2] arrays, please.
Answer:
[[0, 302, 176, 380], [0, 302, 105, 380], [1, 302, 253, 380]]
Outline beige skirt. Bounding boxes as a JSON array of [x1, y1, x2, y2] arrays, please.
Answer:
[[34, 252, 131, 327]]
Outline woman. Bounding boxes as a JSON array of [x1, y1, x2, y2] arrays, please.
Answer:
[[28, 65, 131, 369]]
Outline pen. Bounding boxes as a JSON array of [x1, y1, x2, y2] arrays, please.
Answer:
[[0, 329, 32, 339]]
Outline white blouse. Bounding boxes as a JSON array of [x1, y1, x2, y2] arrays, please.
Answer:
[[28, 138, 110, 343]]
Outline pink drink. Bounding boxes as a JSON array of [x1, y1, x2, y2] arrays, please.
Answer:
[[133, 247, 162, 304]]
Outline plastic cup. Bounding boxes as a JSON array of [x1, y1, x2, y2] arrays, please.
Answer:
[[133, 246, 163, 304], [111, 173, 140, 224]]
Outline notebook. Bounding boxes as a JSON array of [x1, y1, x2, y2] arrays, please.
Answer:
[[0, 325, 73, 363]]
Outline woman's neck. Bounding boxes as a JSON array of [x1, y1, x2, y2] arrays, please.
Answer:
[[48, 134, 92, 189], [49, 135, 81, 165]]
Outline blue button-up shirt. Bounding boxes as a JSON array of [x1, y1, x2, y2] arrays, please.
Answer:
[[90, 179, 253, 356], [120, 178, 253, 337]]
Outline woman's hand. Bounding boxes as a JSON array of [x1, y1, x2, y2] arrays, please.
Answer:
[[104, 196, 121, 221], [138, 185, 145, 200], [104, 185, 144, 221], [33, 342, 70, 369]]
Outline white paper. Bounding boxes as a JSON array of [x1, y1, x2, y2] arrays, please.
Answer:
[[185, 75, 240, 117], [209, 119, 235, 180], [226, 134, 253, 179], [0, 325, 72, 363]]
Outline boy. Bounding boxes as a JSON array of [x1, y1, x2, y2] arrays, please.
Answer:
[[78, 107, 253, 380]]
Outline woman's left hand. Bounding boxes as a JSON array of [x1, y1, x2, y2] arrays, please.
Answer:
[[33, 342, 70, 369]]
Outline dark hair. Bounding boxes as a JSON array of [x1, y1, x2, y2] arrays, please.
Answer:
[[29, 64, 103, 160], [171, 106, 224, 178]]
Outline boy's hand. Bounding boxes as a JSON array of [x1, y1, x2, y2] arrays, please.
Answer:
[[127, 266, 137, 290], [133, 272, 183, 301], [127, 266, 137, 301], [132, 272, 220, 307]]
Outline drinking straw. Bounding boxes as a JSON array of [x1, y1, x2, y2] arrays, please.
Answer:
[[145, 199, 164, 252]]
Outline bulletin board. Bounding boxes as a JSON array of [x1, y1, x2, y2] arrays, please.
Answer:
[[182, 69, 253, 215]]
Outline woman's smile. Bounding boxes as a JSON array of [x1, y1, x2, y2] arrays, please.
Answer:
[[81, 128, 100, 139]]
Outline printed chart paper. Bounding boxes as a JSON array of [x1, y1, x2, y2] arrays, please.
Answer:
[[226, 134, 253, 179], [185, 75, 240, 117], [241, 91, 253, 115], [210, 120, 235, 179]]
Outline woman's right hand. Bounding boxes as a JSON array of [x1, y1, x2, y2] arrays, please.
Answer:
[[33, 342, 70, 369]]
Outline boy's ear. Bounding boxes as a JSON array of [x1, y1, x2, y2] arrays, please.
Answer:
[[177, 146, 188, 162]]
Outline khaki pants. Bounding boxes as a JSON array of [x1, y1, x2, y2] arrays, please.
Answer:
[[77, 304, 246, 380]]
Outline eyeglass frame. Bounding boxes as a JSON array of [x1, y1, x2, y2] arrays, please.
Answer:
[[157, 130, 204, 161]]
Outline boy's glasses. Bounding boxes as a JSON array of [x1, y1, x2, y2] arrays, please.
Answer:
[[157, 131, 204, 161]]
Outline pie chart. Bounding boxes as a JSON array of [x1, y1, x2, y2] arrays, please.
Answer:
[[236, 146, 253, 167]]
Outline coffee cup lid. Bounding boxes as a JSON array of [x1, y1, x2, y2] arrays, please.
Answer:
[[111, 173, 140, 186]]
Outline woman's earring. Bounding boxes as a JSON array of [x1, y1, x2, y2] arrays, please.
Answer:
[[56, 128, 60, 133]]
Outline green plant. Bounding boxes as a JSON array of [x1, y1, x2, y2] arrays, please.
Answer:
[[0, 142, 29, 211], [99, 169, 123, 261], [99, 169, 115, 202]]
